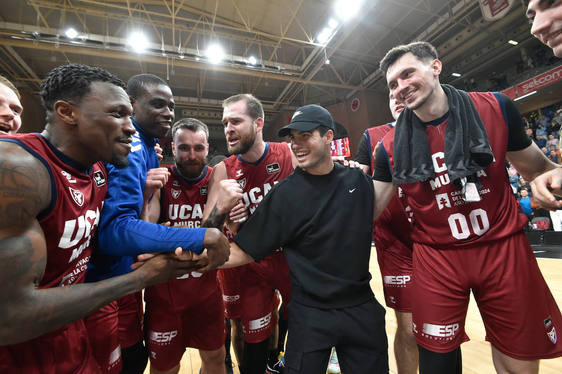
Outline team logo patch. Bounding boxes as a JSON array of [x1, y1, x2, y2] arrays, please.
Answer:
[[69, 187, 84, 207], [93, 170, 106, 187], [545, 316, 553, 329], [237, 178, 246, 189], [200, 186, 208, 195], [548, 327, 557, 344], [266, 163, 280, 174], [171, 189, 181, 199]]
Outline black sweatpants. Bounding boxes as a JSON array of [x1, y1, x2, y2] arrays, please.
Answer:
[[285, 299, 388, 374]]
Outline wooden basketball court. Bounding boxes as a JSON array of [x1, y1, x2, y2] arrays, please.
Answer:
[[144, 250, 562, 374]]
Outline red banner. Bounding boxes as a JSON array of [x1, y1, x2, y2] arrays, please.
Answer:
[[501, 65, 562, 99], [479, 0, 513, 21]]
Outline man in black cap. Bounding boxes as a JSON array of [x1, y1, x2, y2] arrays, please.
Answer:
[[220, 104, 390, 373]]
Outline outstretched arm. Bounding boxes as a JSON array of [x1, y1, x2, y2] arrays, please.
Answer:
[[0, 143, 206, 345]]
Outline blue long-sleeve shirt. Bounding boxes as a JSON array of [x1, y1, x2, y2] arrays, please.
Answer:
[[86, 120, 206, 281]]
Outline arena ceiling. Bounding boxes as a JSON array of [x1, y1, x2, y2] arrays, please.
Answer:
[[0, 0, 544, 119]]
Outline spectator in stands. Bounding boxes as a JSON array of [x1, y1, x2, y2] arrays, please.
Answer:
[[547, 134, 559, 150], [519, 188, 534, 219], [535, 134, 547, 148], [536, 122, 547, 137]]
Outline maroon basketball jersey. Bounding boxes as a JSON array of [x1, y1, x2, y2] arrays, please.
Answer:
[[366, 124, 413, 252], [223, 142, 294, 215], [144, 165, 218, 310], [366, 123, 394, 175], [2, 133, 107, 288], [381, 92, 528, 248], [0, 133, 107, 374]]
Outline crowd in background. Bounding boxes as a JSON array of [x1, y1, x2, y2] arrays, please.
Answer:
[[509, 104, 562, 230]]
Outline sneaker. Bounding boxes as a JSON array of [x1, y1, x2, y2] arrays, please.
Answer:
[[266, 351, 285, 374], [327, 349, 340, 374]]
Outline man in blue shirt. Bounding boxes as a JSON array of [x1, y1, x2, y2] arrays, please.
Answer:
[[86, 74, 236, 374]]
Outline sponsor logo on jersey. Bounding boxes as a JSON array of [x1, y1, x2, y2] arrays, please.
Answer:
[[93, 170, 106, 187], [383, 275, 411, 286], [436, 193, 451, 210], [200, 186, 208, 195], [422, 322, 459, 340], [149, 330, 178, 344], [168, 203, 204, 221], [69, 187, 85, 207], [241, 182, 279, 213], [59, 206, 102, 264], [266, 163, 281, 174], [171, 189, 181, 199], [236, 169, 243, 177], [61, 170, 76, 183], [237, 178, 246, 189], [248, 312, 272, 332], [548, 327, 557, 344], [222, 294, 240, 303]]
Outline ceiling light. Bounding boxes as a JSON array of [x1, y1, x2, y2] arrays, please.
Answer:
[[514, 90, 537, 102], [328, 18, 339, 29], [508, 40, 518, 46], [127, 31, 149, 53], [206, 43, 225, 64], [325, 59, 330, 65], [335, 0, 363, 21], [317, 27, 335, 44], [65, 27, 78, 39], [248, 56, 257, 65], [179, 54, 185, 59], [451, 72, 462, 77]]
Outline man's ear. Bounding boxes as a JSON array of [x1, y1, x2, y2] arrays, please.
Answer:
[[431, 58, 442, 77], [54, 100, 77, 126], [325, 129, 334, 143], [254, 117, 264, 133]]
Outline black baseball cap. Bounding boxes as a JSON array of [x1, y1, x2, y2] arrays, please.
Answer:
[[278, 104, 335, 137]]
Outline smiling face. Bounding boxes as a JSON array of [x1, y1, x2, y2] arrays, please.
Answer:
[[389, 93, 404, 121], [386, 52, 441, 113], [72, 81, 136, 167], [132, 83, 175, 138], [172, 127, 209, 179], [0, 83, 23, 135], [289, 127, 333, 175], [222, 99, 261, 155], [527, 0, 562, 57]]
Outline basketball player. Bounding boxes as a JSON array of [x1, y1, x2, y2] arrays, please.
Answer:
[[373, 41, 562, 374], [85, 74, 232, 374], [144, 118, 244, 374], [355, 93, 418, 374], [0, 64, 214, 374], [0, 75, 23, 135], [203, 94, 294, 374]]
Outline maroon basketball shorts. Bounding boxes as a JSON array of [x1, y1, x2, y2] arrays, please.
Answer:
[[145, 288, 226, 371], [0, 319, 102, 374], [375, 239, 413, 313], [84, 301, 122, 374], [117, 292, 144, 349], [412, 231, 562, 359]]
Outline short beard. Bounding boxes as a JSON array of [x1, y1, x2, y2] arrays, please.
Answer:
[[176, 158, 207, 179], [109, 152, 130, 169], [227, 130, 256, 155]]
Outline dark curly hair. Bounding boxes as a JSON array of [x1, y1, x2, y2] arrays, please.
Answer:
[[40, 64, 125, 112], [379, 41, 438, 75]]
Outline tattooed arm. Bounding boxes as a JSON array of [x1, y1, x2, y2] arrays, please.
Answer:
[[0, 142, 204, 345], [202, 162, 243, 229]]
